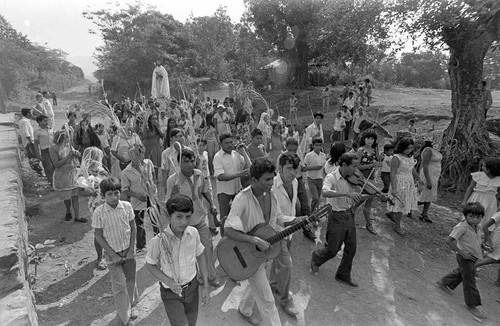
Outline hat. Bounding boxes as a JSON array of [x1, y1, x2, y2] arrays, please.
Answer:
[[217, 104, 225, 109]]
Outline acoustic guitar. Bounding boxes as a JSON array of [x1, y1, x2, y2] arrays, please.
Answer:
[[217, 204, 333, 281]]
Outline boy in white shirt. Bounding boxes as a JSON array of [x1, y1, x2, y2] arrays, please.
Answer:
[[303, 137, 327, 212], [381, 144, 394, 194]]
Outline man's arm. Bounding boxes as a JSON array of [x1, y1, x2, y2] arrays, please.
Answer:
[[126, 219, 136, 258], [94, 228, 122, 263]]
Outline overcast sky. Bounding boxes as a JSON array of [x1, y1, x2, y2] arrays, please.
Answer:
[[2, 0, 245, 77]]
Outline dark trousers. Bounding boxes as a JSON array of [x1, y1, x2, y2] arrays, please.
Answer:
[[381, 172, 391, 193], [441, 254, 481, 307], [312, 210, 357, 280], [40, 148, 54, 185], [218, 193, 236, 235], [160, 278, 199, 326], [307, 177, 323, 213], [133, 210, 146, 250], [344, 121, 352, 140]]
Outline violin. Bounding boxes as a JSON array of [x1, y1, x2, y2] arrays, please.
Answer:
[[346, 169, 395, 205]]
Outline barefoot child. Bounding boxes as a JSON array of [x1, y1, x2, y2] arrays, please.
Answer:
[[145, 194, 210, 326], [474, 210, 500, 286], [437, 202, 486, 320], [92, 177, 138, 325], [380, 143, 394, 194]]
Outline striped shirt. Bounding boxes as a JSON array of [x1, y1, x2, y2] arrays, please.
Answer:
[[146, 225, 204, 287], [92, 201, 135, 252]]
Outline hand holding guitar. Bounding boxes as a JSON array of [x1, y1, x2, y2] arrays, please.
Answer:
[[253, 237, 271, 251]]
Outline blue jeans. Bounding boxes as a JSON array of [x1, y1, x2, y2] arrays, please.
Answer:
[[307, 178, 323, 213], [441, 254, 481, 307]]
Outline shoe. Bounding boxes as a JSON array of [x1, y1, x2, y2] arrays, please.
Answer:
[[136, 248, 146, 255], [366, 224, 377, 235], [419, 215, 433, 223], [466, 306, 487, 319], [238, 309, 261, 325], [74, 217, 88, 223], [310, 254, 319, 275], [65, 213, 72, 221], [385, 212, 395, 223], [96, 259, 107, 270], [303, 229, 316, 242], [209, 227, 219, 236], [335, 276, 358, 287], [436, 280, 453, 295], [280, 300, 299, 316], [208, 276, 223, 288]]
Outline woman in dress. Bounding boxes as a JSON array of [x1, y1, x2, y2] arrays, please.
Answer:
[[417, 140, 442, 222], [202, 113, 219, 176], [462, 157, 500, 226], [163, 117, 177, 150], [356, 130, 382, 234], [474, 211, 500, 286], [267, 122, 284, 164], [386, 137, 422, 236], [140, 114, 165, 180], [50, 130, 86, 222], [257, 111, 272, 148]]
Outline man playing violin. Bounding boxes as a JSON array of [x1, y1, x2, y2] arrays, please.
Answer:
[[310, 153, 364, 287]]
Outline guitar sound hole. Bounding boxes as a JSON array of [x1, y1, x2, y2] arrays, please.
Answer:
[[255, 245, 262, 252]]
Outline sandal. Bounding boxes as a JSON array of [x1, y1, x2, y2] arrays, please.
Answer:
[[74, 217, 88, 223], [419, 215, 433, 223], [65, 212, 72, 221], [96, 259, 107, 270]]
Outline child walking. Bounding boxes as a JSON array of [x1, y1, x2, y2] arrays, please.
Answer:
[[462, 158, 500, 227], [92, 177, 138, 326], [437, 202, 486, 320], [145, 194, 210, 326]]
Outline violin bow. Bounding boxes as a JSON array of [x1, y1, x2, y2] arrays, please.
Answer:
[[359, 168, 375, 194]]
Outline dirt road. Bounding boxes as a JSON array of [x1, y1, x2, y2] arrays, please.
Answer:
[[26, 84, 500, 325]]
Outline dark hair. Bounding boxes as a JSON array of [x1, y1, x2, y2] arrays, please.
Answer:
[[328, 142, 346, 165], [313, 112, 324, 119], [339, 153, 358, 167], [365, 78, 370, 83], [197, 138, 207, 146], [421, 140, 433, 150], [409, 119, 415, 124], [483, 157, 500, 177], [251, 128, 263, 138], [164, 118, 177, 147], [285, 137, 298, 147], [170, 128, 183, 138], [180, 148, 195, 161], [36, 114, 48, 123], [383, 143, 395, 152], [348, 91, 353, 96], [358, 130, 378, 148], [66, 111, 77, 119], [394, 137, 414, 154], [351, 141, 359, 150], [462, 202, 485, 217], [219, 132, 233, 143], [278, 152, 300, 169], [36, 94, 43, 99], [250, 157, 276, 180], [311, 137, 323, 146], [166, 194, 194, 215], [482, 80, 487, 87], [100, 177, 121, 196], [21, 108, 31, 117]]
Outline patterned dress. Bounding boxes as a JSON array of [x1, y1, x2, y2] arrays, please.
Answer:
[[387, 154, 418, 214], [467, 171, 500, 225]]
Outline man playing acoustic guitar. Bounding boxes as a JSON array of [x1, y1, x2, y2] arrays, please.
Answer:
[[224, 158, 304, 326], [310, 153, 364, 287]]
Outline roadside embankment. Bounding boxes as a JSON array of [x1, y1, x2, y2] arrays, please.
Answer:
[[0, 113, 38, 326]]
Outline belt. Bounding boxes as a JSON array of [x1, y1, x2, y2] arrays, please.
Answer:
[[160, 277, 196, 291]]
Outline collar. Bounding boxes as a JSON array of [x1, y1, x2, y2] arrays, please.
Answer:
[[273, 173, 297, 190], [164, 224, 195, 239], [176, 169, 202, 183], [103, 200, 126, 212], [459, 220, 479, 233]]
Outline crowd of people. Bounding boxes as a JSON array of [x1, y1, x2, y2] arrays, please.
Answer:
[[16, 80, 500, 325]]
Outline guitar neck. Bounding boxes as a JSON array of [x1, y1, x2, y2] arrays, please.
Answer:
[[266, 219, 310, 245]]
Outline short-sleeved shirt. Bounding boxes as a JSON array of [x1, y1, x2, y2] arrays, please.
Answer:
[[146, 225, 204, 288], [304, 151, 326, 179], [111, 133, 141, 162], [449, 220, 482, 260], [322, 169, 357, 211], [161, 146, 193, 177], [213, 149, 245, 195], [165, 169, 211, 226], [18, 117, 34, 147], [92, 201, 135, 252], [121, 159, 154, 210], [34, 126, 52, 150], [381, 154, 393, 173], [225, 186, 291, 233]]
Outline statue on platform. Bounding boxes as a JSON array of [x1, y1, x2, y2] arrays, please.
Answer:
[[151, 61, 170, 99]]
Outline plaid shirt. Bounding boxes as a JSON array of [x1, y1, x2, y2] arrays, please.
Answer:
[[92, 200, 135, 252]]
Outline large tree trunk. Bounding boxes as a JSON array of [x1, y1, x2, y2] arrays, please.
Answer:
[[440, 36, 495, 190], [294, 27, 309, 90], [0, 79, 6, 114]]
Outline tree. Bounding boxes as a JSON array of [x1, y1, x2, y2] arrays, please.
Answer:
[[396, 51, 448, 88], [392, 0, 500, 189], [245, 0, 324, 89]]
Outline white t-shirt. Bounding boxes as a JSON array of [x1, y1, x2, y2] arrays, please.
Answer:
[[304, 151, 327, 179]]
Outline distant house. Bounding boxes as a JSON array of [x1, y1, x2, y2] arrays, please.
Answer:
[[262, 59, 294, 88]]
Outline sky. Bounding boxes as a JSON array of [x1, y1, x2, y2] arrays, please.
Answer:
[[1, 0, 246, 79]]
